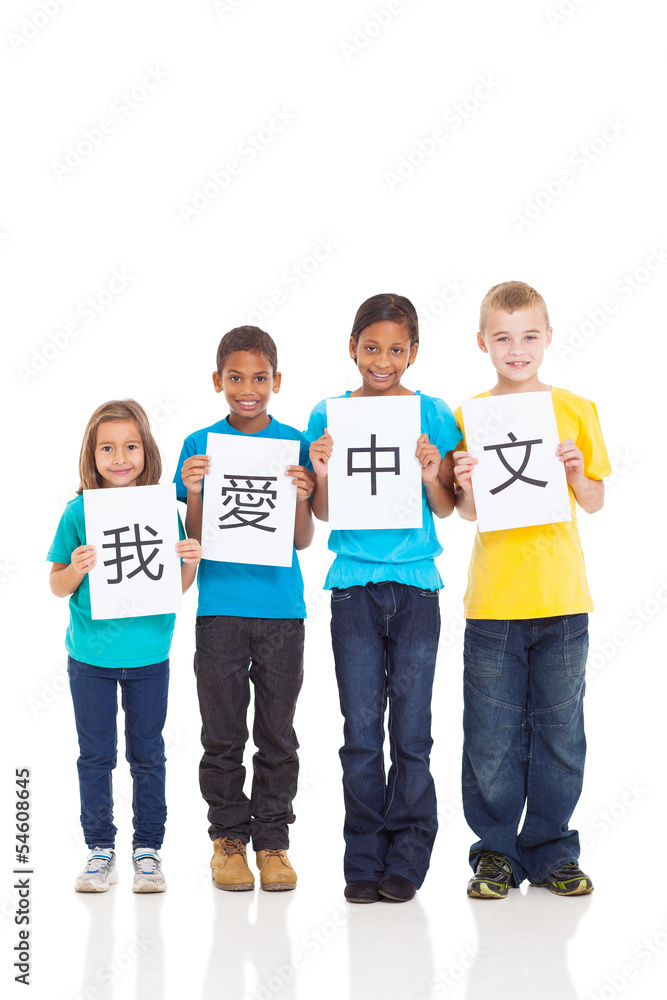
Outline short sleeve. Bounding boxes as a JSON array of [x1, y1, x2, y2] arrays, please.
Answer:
[[304, 400, 327, 446], [173, 435, 197, 502], [422, 395, 461, 455], [47, 503, 84, 564], [577, 400, 611, 480]]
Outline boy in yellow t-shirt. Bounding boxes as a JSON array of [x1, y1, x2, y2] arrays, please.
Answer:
[[454, 281, 611, 899]]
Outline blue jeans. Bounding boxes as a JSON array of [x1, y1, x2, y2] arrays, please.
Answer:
[[462, 615, 588, 885], [330, 582, 440, 888], [68, 657, 169, 850]]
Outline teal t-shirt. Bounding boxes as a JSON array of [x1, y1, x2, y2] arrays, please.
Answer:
[[305, 391, 461, 590], [47, 493, 185, 668], [173, 415, 310, 619]]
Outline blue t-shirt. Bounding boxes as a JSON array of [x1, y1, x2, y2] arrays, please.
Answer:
[[47, 493, 185, 668], [174, 415, 310, 619], [305, 391, 460, 591]]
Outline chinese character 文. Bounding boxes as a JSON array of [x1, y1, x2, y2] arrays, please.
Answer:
[[347, 434, 401, 496], [102, 524, 164, 584], [218, 475, 278, 532], [483, 431, 548, 494]]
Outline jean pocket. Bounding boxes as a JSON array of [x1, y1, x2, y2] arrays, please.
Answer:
[[563, 613, 589, 676], [195, 615, 222, 630], [464, 620, 509, 677], [331, 588, 352, 603], [418, 589, 440, 598]]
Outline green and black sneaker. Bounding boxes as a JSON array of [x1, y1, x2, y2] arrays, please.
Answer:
[[467, 851, 514, 899], [532, 863, 593, 896]]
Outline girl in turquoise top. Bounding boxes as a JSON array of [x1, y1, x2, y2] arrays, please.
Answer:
[[306, 293, 460, 902], [47, 400, 200, 894]]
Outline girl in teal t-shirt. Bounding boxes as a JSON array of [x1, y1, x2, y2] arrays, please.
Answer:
[[47, 399, 200, 893], [306, 293, 460, 903]]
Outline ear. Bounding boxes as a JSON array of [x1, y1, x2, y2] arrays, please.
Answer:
[[272, 371, 282, 394], [545, 327, 553, 348], [349, 336, 358, 364], [476, 332, 488, 354], [212, 371, 223, 393], [408, 341, 419, 365]]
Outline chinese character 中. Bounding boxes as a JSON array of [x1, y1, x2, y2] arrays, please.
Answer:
[[347, 434, 400, 496], [102, 524, 164, 584], [218, 475, 278, 532], [483, 431, 548, 495]]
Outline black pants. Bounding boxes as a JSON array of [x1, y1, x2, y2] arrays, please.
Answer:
[[194, 615, 305, 850]]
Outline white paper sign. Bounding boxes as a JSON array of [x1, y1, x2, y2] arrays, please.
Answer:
[[84, 484, 183, 620], [461, 392, 572, 533], [201, 433, 299, 566], [326, 395, 422, 530]]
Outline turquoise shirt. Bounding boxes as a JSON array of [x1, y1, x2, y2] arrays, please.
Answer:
[[174, 415, 310, 619], [47, 494, 186, 668], [305, 392, 461, 591]]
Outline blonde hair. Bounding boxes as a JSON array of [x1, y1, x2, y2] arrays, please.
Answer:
[[77, 399, 162, 493], [479, 281, 550, 333]]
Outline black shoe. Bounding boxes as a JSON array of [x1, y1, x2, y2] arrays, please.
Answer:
[[531, 863, 594, 896], [377, 874, 417, 902], [467, 851, 514, 899], [344, 881, 379, 903]]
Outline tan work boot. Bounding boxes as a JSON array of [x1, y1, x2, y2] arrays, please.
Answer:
[[255, 849, 297, 891], [210, 838, 255, 891]]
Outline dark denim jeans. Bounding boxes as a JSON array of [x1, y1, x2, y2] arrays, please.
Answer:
[[67, 656, 169, 850], [330, 582, 440, 888], [462, 615, 589, 885], [194, 615, 304, 850]]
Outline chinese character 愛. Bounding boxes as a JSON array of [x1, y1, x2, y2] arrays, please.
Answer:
[[483, 431, 548, 495], [218, 475, 278, 532], [101, 524, 164, 584]]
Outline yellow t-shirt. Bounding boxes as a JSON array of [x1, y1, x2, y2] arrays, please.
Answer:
[[454, 387, 611, 620]]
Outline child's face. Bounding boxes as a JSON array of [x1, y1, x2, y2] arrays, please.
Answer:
[[477, 308, 552, 388], [349, 321, 418, 395], [213, 350, 281, 427], [95, 419, 145, 488]]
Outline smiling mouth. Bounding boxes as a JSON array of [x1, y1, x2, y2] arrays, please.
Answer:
[[237, 399, 259, 408], [111, 468, 132, 474], [369, 371, 393, 380], [507, 361, 529, 367]]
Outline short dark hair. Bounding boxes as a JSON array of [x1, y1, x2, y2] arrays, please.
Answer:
[[216, 326, 278, 375], [350, 293, 419, 346]]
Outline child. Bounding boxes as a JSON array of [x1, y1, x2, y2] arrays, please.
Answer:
[[47, 399, 201, 893], [175, 326, 315, 892], [454, 281, 611, 898], [306, 293, 460, 903]]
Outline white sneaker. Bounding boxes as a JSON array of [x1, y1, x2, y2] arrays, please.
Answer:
[[75, 848, 118, 892], [132, 848, 167, 893]]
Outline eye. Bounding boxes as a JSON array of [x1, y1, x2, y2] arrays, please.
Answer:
[[127, 444, 139, 450], [364, 345, 377, 353], [229, 375, 241, 382], [391, 348, 404, 355], [255, 376, 267, 382], [100, 445, 112, 452]]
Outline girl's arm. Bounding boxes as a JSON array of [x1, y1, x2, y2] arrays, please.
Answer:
[[417, 435, 456, 518], [49, 545, 96, 597], [309, 430, 332, 522], [287, 466, 316, 550], [177, 538, 201, 593]]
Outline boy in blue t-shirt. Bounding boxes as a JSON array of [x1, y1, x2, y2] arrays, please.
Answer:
[[174, 326, 315, 892]]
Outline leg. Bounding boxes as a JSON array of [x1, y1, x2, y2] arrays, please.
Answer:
[[120, 659, 170, 850], [248, 618, 305, 850], [382, 584, 440, 889], [517, 614, 588, 881], [331, 585, 389, 883], [194, 616, 252, 842], [67, 657, 119, 849], [462, 620, 531, 885]]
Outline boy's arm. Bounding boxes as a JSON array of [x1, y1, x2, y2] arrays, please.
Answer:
[[453, 451, 478, 521], [557, 439, 605, 513], [180, 454, 210, 541]]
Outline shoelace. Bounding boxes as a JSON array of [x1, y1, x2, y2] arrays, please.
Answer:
[[221, 838, 246, 856], [477, 852, 510, 875], [261, 850, 286, 858], [133, 852, 158, 873], [86, 852, 112, 873]]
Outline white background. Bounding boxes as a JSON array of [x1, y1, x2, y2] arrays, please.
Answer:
[[1, 2, 665, 999]]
